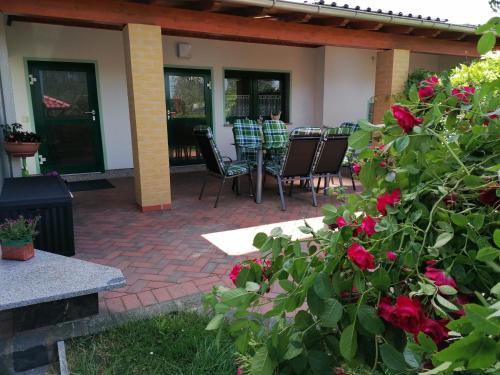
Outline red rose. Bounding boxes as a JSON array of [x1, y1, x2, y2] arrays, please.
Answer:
[[424, 266, 457, 289], [352, 163, 361, 174], [379, 160, 387, 168], [347, 243, 376, 271], [376, 188, 401, 215], [444, 192, 458, 208], [229, 264, 242, 285], [386, 251, 397, 261], [483, 113, 498, 126], [451, 86, 475, 103], [334, 368, 348, 375], [360, 215, 377, 237], [236, 368, 242, 375], [336, 216, 347, 228], [479, 186, 499, 207], [379, 296, 425, 335], [391, 105, 423, 133], [421, 319, 448, 344], [418, 87, 434, 101]]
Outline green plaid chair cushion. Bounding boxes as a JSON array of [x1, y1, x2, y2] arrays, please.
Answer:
[[264, 161, 282, 176], [233, 120, 262, 164], [324, 124, 360, 166], [290, 127, 322, 136], [263, 120, 288, 165], [225, 160, 251, 177]]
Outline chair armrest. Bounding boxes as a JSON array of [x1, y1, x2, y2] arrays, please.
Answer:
[[222, 156, 233, 162]]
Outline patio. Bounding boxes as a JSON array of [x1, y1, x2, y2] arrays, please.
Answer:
[[72, 171, 355, 315]]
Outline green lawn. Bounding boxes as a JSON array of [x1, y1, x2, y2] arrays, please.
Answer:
[[64, 312, 236, 375]]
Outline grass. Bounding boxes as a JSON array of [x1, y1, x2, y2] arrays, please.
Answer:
[[63, 311, 237, 375]]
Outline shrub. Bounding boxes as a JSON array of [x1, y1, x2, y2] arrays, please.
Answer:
[[204, 71, 500, 374], [449, 51, 500, 88], [0, 216, 39, 241]]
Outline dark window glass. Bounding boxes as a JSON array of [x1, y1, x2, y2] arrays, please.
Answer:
[[224, 71, 289, 123]]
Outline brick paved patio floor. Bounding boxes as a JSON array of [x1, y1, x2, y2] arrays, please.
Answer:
[[73, 172, 356, 315]]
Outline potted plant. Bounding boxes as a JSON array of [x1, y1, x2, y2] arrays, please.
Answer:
[[1, 123, 41, 176], [0, 216, 40, 261]]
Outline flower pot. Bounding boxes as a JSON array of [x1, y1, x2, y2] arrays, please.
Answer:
[[3, 142, 40, 157], [1, 239, 35, 261]]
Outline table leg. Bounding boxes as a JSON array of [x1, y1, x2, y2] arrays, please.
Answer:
[[256, 149, 263, 203]]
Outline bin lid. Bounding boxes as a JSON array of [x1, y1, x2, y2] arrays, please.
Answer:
[[0, 176, 72, 207]]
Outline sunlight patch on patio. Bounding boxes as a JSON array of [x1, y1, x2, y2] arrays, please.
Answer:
[[202, 216, 325, 256]]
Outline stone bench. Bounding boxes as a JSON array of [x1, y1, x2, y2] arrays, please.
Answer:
[[0, 250, 125, 374]]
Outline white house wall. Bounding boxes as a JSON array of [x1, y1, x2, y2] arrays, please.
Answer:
[[4, 22, 467, 174]]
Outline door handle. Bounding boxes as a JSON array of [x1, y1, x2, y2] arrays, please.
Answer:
[[85, 109, 96, 121]]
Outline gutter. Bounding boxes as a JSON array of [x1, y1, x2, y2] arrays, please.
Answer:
[[220, 0, 477, 34]]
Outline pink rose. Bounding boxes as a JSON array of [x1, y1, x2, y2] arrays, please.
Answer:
[[386, 251, 397, 261], [391, 105, 423, 133], [360, 215, 377, 237], [418, 76, 440, 101], [379, 296, 426, 335], [424, 266, 457, 289], [451, 86, 475, 103], [336, 217, 347, 228], [229, 264, 242, 285], [376, 188, 401, 216], [421, 319, 448, 344], [347, 243, 376, 271], [352, 163, 361, 174]]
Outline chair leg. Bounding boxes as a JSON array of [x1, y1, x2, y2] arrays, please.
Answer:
[[214, 178, 226, 208], [316, 177, 322, 193], [199, 173, 209, 200], [277, 176, 286, 211], [248, 173, 254, 198], [350, 168, 356, 191], [338, 170, 344, 187], [310, 175, 318, 207], [325, 173, 330, 194], [288, 179, 294, 197]]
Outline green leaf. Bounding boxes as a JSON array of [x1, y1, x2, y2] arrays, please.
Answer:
[[348, 130, 371, 150], [313, 272, 332, 300], [270, 227, 282, 237], [463, 175, 484, 187], [380, 343, 408, 371], [408, 84, 419, 102], [420, 361, 452, 375], [358, 119, 385, 131], [251, 346, 275, 375], [319, 298, 343, 327], [491, 282, 500, 297], [469, 214, 485, 230], [432, 232, 453, 248], [283, 341, 303, 361], [418, 332, 437, 353], [435, 294, 459, 311], [451, 213, 467, 227], [403, 347, 421, 369], [477, 32, 496, 55], [339, 324, 357, 360], [464, 304, 500, 335], [246, 281, 261, 292], [434, 332, 496, 370], [206, 314, 224, 330], [321, 204, 337, 216], [369, 268, 391, 292], [438, 285, 457, 295], [394, 135, 410, 153], [357, 305, 385, 334], [279, 279, 295, 292], [477, 247, 500, 262], [221, 288, 249, 307], [494, 229, 500, 248], [308, 350, 332, 374], [253, 232, 268, 249]]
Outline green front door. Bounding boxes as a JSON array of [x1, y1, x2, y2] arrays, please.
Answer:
[[28, 61, 104, 174], [164, 68, 212, 166]]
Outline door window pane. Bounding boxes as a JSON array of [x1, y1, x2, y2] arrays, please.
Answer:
[[167, 75, 206, 119], [39, 70, 89, 119]]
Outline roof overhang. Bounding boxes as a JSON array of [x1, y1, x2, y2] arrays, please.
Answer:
[[0, 0, 488, 56]]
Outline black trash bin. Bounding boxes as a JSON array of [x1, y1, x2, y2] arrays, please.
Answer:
[[0, 176, 75, 256]]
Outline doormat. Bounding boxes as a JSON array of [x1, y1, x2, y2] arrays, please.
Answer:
[[67, 179, 114, 192]]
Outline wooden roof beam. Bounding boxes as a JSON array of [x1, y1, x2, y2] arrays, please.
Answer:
[[310, 17, 350, 27], [380, 25, 414, 34], [277, 12, 312, 23], [347, 20, 384, 31], [411, 28, 442, 38], [222, 6, 268, 18]]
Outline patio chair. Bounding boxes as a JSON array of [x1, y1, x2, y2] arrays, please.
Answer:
[[262, 120, 288, 164], [193, 126, 254, 208], [232, 119, 262, 166], [264, 127, 321, 210], [315, 125, 358, 191], [311, 129, 350, 193]]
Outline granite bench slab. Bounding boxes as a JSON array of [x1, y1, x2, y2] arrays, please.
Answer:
[[0, 250, 125, 311]]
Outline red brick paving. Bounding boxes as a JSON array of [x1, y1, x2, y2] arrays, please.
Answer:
[[73, 172, 356, 315]]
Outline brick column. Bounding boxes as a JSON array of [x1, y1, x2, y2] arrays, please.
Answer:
[[123, 24, 171, 212], [373, 49, 410, 123]]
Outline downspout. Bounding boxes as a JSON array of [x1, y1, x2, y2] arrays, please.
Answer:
[[220, 0, 477, 34]]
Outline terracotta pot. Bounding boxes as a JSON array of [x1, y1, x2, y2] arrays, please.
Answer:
[[1, 239, 35, 261], [3, 142, 40, 157]]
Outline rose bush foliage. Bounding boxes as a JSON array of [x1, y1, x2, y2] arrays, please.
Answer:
[[204, 74, 500, 374]]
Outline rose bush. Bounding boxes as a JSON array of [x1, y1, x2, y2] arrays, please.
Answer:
[[204, 66, 499, 374]]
